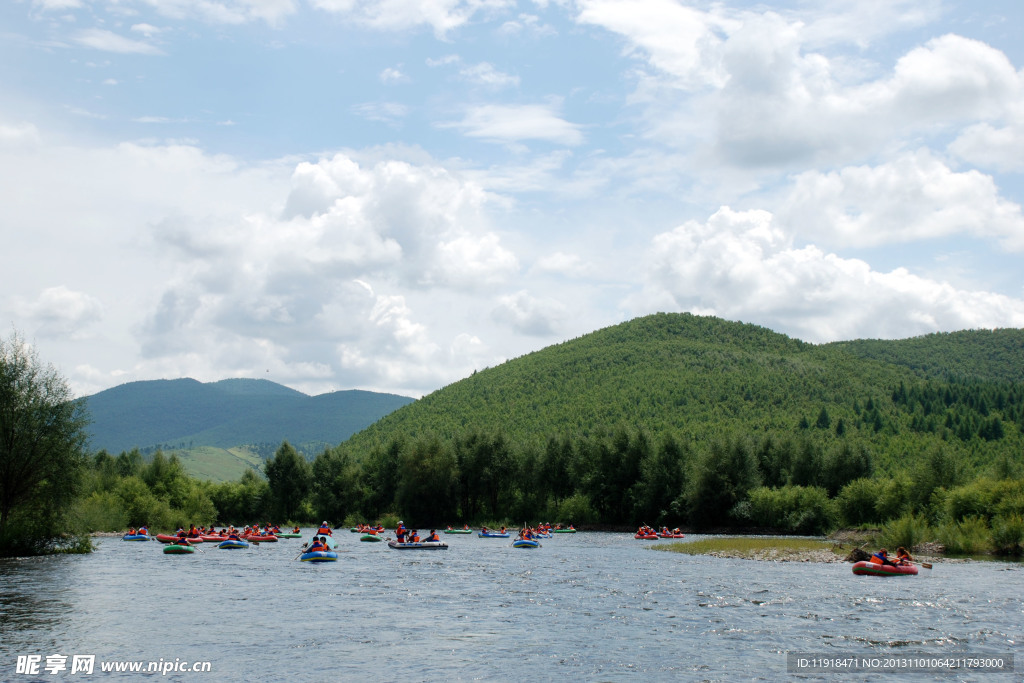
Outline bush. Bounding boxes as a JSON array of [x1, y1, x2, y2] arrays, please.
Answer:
[[874, 473, 914, 520], [990, 514, 1024, 556], [551, 493, 597, 525], [836, 478, 879, 526], [936, 515, 991, 555], [71, 491, 127, 532], [744, 485, 836, 535], [879, 513, 931, 550]]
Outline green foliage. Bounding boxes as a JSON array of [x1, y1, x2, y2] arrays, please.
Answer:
[[743, 485, 837, 534], [878, 513, 931, 550], [990, 514, 1024, 555], [0, 331, 91, 556], [395, 435, 459, 525], [311, 447, 363, 524], [264, 442, 311, 521], [71, 491, 128, 532], [548, 493, 597, 525], [836, 478, 881, 527], [936, 515, 991, 555], [684, 437, 760, 528]]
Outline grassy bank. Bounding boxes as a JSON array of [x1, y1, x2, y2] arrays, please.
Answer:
[[653, 536, 845, 562]]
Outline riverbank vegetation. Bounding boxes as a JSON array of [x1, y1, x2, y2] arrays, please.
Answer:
[[5, 314, 1024, 557]]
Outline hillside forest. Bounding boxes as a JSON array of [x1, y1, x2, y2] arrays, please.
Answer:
[[67, 314, 1024, 556]]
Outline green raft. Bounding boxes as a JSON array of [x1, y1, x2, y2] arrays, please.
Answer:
[[163, 544, 195, 555], [360, 534, 383, 542]]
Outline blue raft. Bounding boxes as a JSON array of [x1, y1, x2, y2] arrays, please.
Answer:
[[300, 550, 338, 562], [122, 534, 149, 541], [218, 539, 249, 550], [512, 539, 540, 549]]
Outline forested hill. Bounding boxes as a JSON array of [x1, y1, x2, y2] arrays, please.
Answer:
[[340, 313, 1024, 470], [828, 329, 1024, 384], [84, 378, 415, 455]]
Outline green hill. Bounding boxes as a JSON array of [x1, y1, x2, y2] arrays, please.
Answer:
[[340, 313, 1024, 471], [84, 378, 415, 458]]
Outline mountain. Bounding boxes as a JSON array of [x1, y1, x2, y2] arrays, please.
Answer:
[[339, 313, 1024, 472], [83, 378, 415, 455]]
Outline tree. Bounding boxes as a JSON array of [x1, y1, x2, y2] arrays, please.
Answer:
[[0, 331, 90, 555], [264, 441, 311, 522]]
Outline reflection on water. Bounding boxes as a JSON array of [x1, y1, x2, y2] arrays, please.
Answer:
[[0, 533, 1021, 681]]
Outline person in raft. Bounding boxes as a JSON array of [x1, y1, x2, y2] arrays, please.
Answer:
[[408, 530, 421, 543], [317, 521, 332, 536], [307, 537, 328, 553], [292, 526, 301, 534], [139, 526, 149, 536], [395, 526, 407, 543], [870, 548, 899, 567], [424, 530, 440, 543], [227, 531, 242, 541], [896, 547, 913, 564]]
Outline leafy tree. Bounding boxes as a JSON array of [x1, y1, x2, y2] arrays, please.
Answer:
[[311, 447, 363, 523], [264, 441, 311, 522], [0, 331, 91, 555], [395, 435, 459, 524]]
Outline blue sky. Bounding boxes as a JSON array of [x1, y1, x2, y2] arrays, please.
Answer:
[[3, 0, 1024, 399]]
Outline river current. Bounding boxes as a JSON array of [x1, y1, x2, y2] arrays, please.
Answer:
[[1, 531, 1021, 681]]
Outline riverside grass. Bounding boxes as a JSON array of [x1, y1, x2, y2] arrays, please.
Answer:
[[653, 536, 844, 562]]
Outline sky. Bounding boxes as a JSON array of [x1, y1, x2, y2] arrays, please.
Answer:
[[3, 0, 1024, 400]]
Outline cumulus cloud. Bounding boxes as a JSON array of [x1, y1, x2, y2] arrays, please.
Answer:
[[492, 290, 568, 336], [778, 150, 1024, 251], [139, 0, 299, 27], [950, 121, 1024, 172], [646, 207, 1024, 343], [577, 5, 1024, 170], [15, 286, 104, 339], [446, 103, 584, 145], [73, 28, 165, 55], [309, 0, 512, 38]]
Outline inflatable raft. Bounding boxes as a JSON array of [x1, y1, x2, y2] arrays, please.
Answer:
[[478, 531, 510, 538], [634, 533, 659, 540], [387, 541, 448, 550], [121, 534, 149, 541], [444, 529, 473, 534], [277, 533, 302, 538], [218, 539, 249, 550], [155, 534, 201, 544], [852, 560, 918, 576], [300, 550, 338, 562], [360, 533, 383, 542], [512, 539, 540, 549], [163, 543, 195, 555]]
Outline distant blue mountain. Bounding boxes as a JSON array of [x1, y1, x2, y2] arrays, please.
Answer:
[[83, 378, 415, 454]]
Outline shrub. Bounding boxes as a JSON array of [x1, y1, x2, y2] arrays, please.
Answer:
[[552, 493, 597, 525], [936, 515, 991, 555], [990, 514, 1024, 556], [745, 485, 836, 535], [836, 478, 878, 526], [71, 491, 127, 532], [879, 513, 931, 550]]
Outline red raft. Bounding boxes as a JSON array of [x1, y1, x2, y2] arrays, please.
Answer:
[[852, 560, 918, 576]]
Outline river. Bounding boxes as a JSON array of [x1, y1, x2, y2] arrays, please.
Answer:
[[1, 531, 1021, 681]]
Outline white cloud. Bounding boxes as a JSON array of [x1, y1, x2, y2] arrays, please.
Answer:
[[73, 28, 165, 55], [446, 103, 584, 145], [309, 0, 514, 38], [950, 121, 1024, 172], [379, 66, 408, 83], [492, 290, 568, 336], [458, 62, 519, 88], [645, 207, 1024, 343], [139, 0, 299, 27], [778, 150, 1024, 251], [351, 102, 409, 123], [15, 286, 104, 339]]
